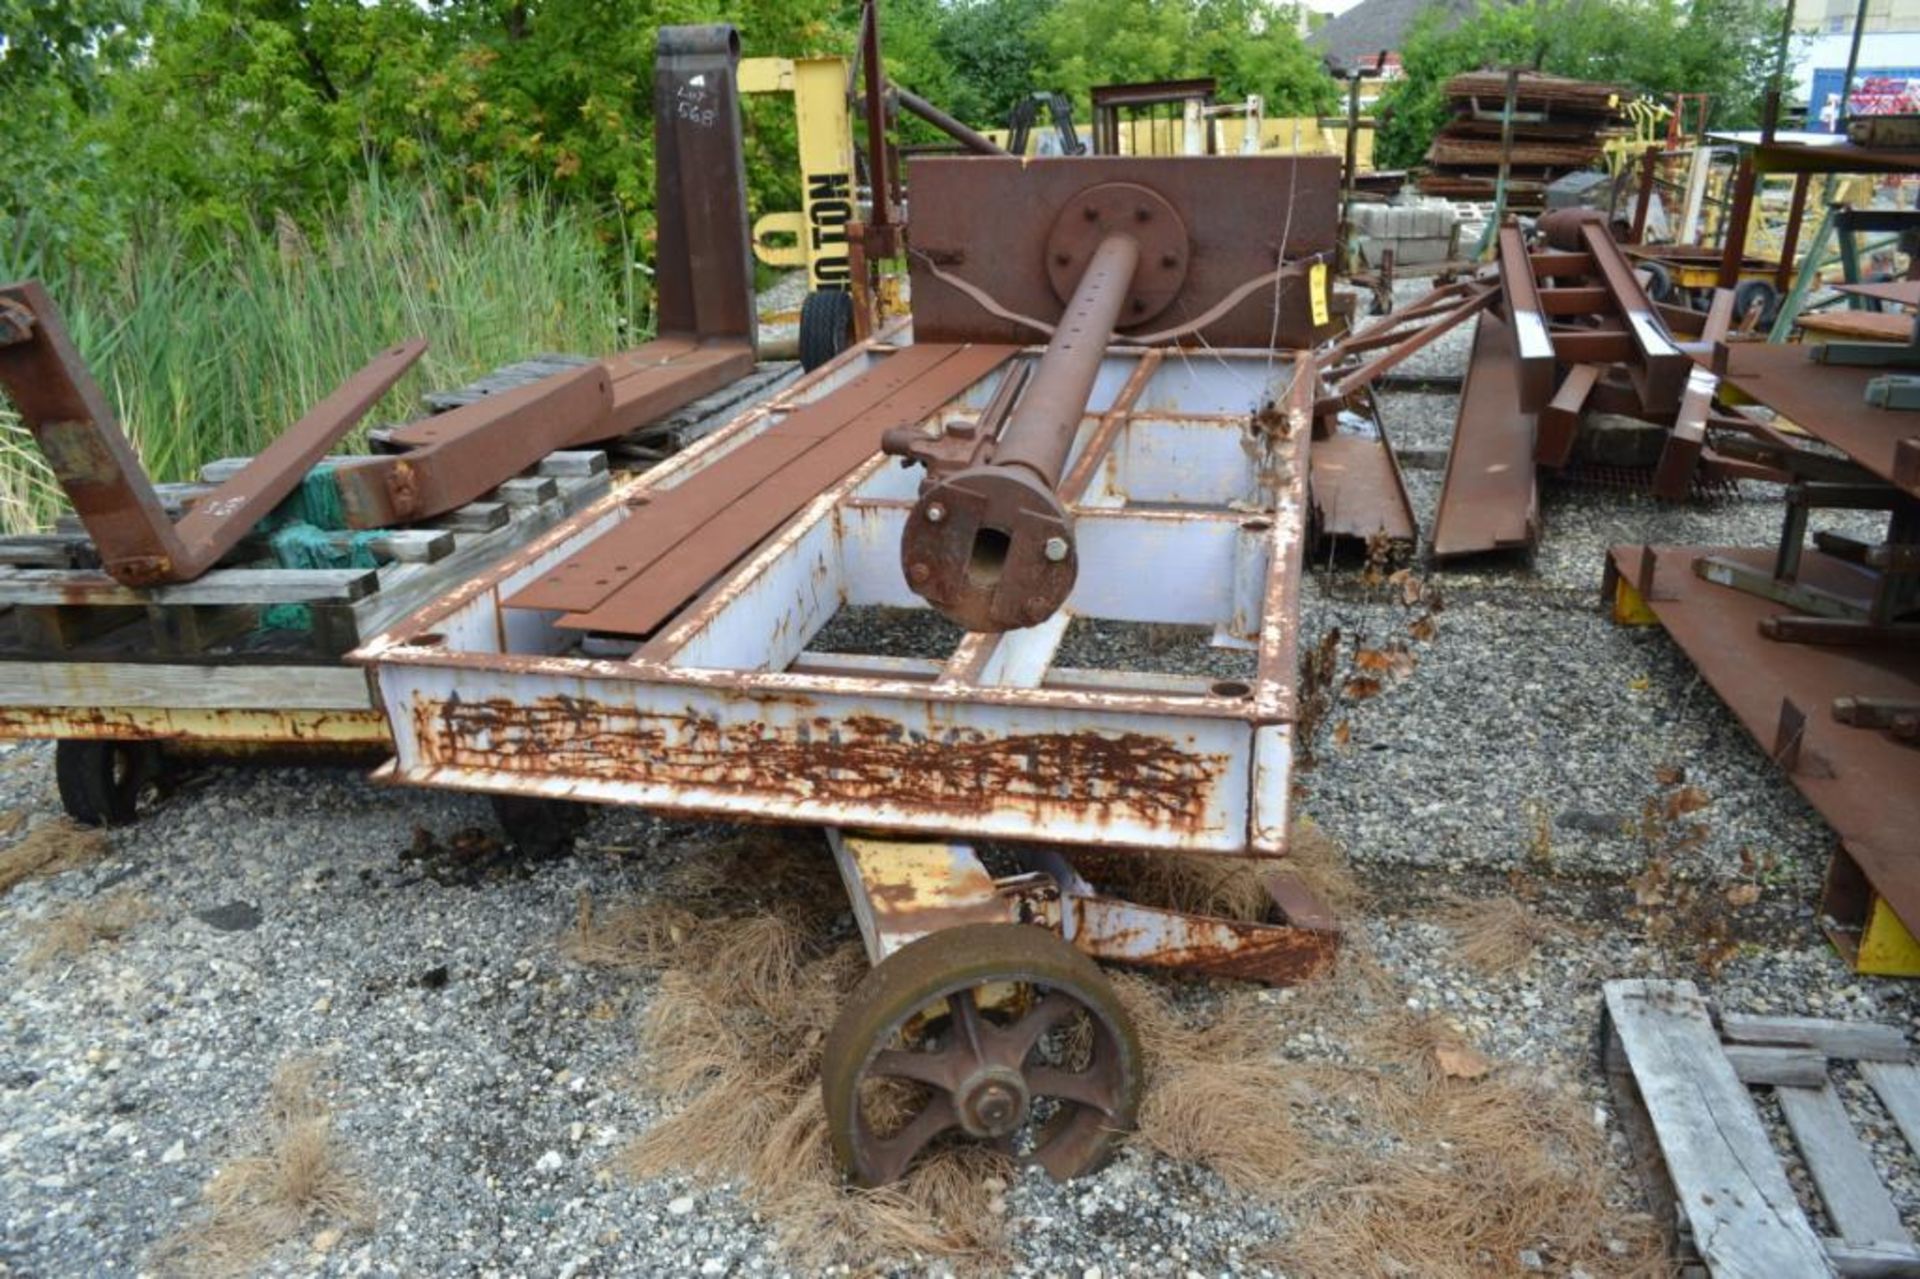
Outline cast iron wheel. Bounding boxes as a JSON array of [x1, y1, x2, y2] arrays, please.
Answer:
[[798, 289, 855, 371], [54, 739, 152, 827], [821, 922, 1142, 1186], [489, 793, 592, 860]]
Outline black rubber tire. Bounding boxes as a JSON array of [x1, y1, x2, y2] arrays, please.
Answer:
[[1640, 260, 1675, 304], [1731, 278, 1779, 327], [489, 793, 592, 860], [55, 739, 150, 827], [798, 289, 856, 372]]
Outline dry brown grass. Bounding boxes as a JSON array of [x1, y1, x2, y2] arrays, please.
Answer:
[[574, 824, 1665, 1277], [155, 1059, 373, 1277], [0, 819, 110, 896], [1436, 893, 1562, 974], [23, 890, 154, 967]]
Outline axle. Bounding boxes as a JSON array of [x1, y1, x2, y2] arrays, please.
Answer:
[[888, 232, 1143, 632]]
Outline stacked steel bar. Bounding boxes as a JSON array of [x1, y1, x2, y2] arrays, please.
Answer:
[[1416, 71, 1626, 211]]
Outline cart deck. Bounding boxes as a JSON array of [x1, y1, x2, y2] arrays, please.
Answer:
[[359, 337, 1313, 857]]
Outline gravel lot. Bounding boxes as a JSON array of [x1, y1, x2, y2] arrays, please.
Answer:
[[3, 281, 1917, 1277]]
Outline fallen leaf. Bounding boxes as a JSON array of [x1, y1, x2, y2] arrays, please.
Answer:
[[1628, 676, 1651, 692], [1654, 764, 1685, 786], [1724, 882, 1761, 908], [1354, 648, 1393, 672], [1664, 786, 1711, 820], [1409, 613, 1437, 642], [1332, 720, 1352, 749], [1435, 1042, 1493, 1080], [0, 809, 22, 838], [1343, 676, 1382, 700]]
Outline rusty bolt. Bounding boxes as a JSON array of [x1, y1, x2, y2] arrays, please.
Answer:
[[1054, 252, 1071, 267], [926, 503, 946, 524], [1043, 537, 1070, 562], [908, 562, 931, 584], [1082, 205, 1099, 221], [1131, 298, 1145, 312], [1134, 206, 1151, 222], [1161, 253, 1179, 268]]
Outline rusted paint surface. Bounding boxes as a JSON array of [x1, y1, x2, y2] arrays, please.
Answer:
[[0, 704, 390, 744], [1068, 894, 1337, 985], [409, 692, 1225, 833]]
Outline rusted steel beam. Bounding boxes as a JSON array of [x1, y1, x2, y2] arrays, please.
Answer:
[[1580, 221, 1689, 413], [0, 279, 423, 586], [329, 364, 614, 527], [1536, 362, 1600, 468], [501, 343, 1017, 635], [893, 86, 1008, 156], [1653, 288, 1735, 500], [1432, 312, 1538, 559], [1327, 285, 1493, 401], [1496, 226, 1557, 412], [652, 25, 757, 353]]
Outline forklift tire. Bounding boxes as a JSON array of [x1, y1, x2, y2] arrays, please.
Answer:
[[55, 739, 151, 827], [1731, 278, 1779, 328], [1640, 261, 1675, 304], [799, 290, 856, 372]]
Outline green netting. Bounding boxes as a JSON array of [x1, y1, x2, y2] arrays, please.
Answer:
[[253, 464, 389, 632]]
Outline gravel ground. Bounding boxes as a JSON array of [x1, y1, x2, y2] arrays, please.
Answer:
[[3, 278, 1917, 1277]]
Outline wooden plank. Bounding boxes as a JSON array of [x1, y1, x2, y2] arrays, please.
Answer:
[[0, 661, 373, 709], [493, 476, 557, 508], [1777, 1083, 1911, 1246], [536, 451, 608, 478], [1723, 1015, 1911, 1063], [1604, 980, 1836, 1279], [348, 472, 611, 641], [1861, 1061, 1920, 1159], [432, 501, 509, 533], [0, 567, 377, 607], [1728, 1044, 1832, 1088], [1826, 1239, 1920, 1277]]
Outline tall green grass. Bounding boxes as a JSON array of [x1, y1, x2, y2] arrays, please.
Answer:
[[0, 179, 637, 534]]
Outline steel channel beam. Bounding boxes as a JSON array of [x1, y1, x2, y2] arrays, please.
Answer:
[[1496, 227, 1556, 412], [1580, 221, 1689, 414]]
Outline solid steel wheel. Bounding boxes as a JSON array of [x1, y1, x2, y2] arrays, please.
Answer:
[[821, 923, 1142, 1186]]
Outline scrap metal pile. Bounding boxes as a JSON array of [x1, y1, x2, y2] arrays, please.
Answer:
[[1417, 71, 1627, 211]]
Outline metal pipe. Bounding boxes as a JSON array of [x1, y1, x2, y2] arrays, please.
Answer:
[[1839, 0, 1871, 131], [860, 0, 892, 234], [994, 233, 1141, 485], [893, 86, 1009, 156], [892, 232, 1145, 632]]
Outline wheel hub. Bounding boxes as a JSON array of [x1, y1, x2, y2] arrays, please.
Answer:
[[956, 1066, 1030, 1138]]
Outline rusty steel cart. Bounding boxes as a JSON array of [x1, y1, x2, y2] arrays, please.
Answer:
[[357, 151, 1344, 1185]]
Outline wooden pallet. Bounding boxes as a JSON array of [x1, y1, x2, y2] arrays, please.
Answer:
[[1604, 979, 1920, 1278], [0, 450, 610, 662]]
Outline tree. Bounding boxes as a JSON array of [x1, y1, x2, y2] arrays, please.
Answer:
[[1037, 0, 1337, 117]]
